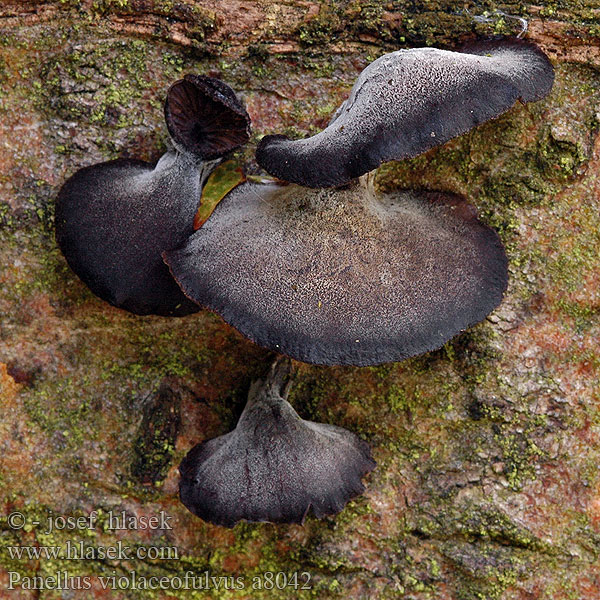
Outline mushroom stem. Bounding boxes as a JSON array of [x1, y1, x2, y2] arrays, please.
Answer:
[[154, 149, 220, 180], [179, 358, 376, 527], [244, 356, 293, 410], [358, 171, 376, 197]]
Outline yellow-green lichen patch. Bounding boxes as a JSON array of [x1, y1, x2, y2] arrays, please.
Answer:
[[39, 39, 154, 128]]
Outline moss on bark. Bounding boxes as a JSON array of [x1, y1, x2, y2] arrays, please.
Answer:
[[1, 1, 599, 598]]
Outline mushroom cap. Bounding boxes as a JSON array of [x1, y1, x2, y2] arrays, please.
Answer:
[[56, 74, 251, 316], [256, 38, 554, 188], [179, 360, 375, 527], [165, 74, 251, 160], [164, 180, 508, 365], [55, 155, 201, 316]]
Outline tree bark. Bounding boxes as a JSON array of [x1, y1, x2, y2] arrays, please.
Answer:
[[1, 1, 599, 598]]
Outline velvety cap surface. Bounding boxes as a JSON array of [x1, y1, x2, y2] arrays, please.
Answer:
[[179, 361, 375, 527], [55, 157, 200, 316], [256, 38, 554, 188], [165, 181, 508, 365]]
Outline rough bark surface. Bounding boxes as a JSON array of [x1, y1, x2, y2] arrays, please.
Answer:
[[0, 1, 599, 598]]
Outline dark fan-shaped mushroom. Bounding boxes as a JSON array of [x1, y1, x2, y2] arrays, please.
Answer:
[[165, 178, 508, 365], [256, 38, 554, 188], [165, 37, 552, 364], [55, 75, 250, 316], [52, 39, 555, 528], [180, 359, 375, 527]]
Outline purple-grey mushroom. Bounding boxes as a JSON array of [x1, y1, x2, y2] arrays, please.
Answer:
[[164, 38, 553, 365], [51, 39, 555, 528], [55, 75, 250, 316], [256, 38, 554, 188], [165, 180, 508, 365], [180, 359, 375, 527]]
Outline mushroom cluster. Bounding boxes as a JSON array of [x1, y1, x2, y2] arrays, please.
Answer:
[[55, 37, 553, 527], [55, 75, 250, 316]]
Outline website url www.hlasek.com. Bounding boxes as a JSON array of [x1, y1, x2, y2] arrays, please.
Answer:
[[7, 540, 178, 561]]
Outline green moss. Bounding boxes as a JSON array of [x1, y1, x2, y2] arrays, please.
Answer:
[[546, 229, 599, 288], [406, 499, 555, 599], [0, 233, 70, 307], [297, 56, 338, 78], [536, 124, 589, 182], [555, 298, 599, 330], [297, 3, 343, 47], [161, 51, 185, 73], [502, 429, 545, 490], [246, 44, 271, 77], [187, 7, 218, 44], [40, 39, 151, 126], [0, 55, 7, 83], [345, 1, 387, 38], [23, 378, 97, 452], [0, 202, 15, 229], [92, 0, 129, 11], [296, 0, 396, 50]]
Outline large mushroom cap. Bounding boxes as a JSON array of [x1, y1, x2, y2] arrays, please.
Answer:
[[179, 360, 375, 527], [164, 179, 508, 365], [256, 38, 554, 188], [55, 75, 250, 316], [165, 74, 251, 160]]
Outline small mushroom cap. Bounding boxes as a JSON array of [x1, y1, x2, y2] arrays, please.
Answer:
[[165, 74, 251, 160], [179, 360, 375, 527], [256, 38, 554, 188], [164, 180, 508, 365], [55, 155, 201, 316]]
